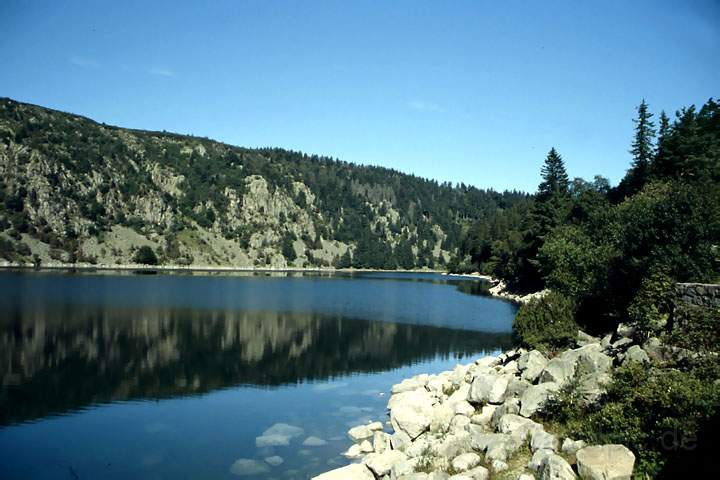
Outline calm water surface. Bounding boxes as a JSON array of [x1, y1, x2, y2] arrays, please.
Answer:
[[0, 271, 516, 479]]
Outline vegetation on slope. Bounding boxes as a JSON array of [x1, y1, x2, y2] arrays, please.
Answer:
[[0, 97, 527, 269]]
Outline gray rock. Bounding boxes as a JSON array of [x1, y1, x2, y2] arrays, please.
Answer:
[[499, 414, 544, 444], [391, 458, 421, 478], [611, 337, 633, 351], [490, 459, 509, 472], [471, 404, 497, 426], [450, 414, 471, 431], [311, 463, 375, 480], [519, 474, 536, 480], [434, 430, 472, 459], [528, 448, 555, 472], [229, 458, 271, 476], [600, 334, 613, 350], [507, 377, 532, 398], [447, 383, 471, 405], [393, 377, 426, 394], [520, 382, 560, 417], [531, 430, 559, 452], [430, 403, 455, 433], [348, 422, 383, 442], [577, 372, 611, 404], [373, 431, 391, 453], [398, 474, 429, 480], [389, 390, 436, 439], [451, 452, 481, 472], [343, 443, 363, 458], [616, 323, 635, 339], [642, 337, 666, 362], [577, 330, 600, 347], [575, 349, 612, 376], [449, 466, 489, 480], [451, 400, 475, 417], [491, 398, 521, 428], [469, 373, 509, 405], [561, 438, 587, 457], [303, 436, 328, 446], [538, 454, 577, 480], [485, 434, 521, 463], [576, 445, 635, 480], [520, 351, 549, 383], [390, 429, 412, 451], [364, 450, 408, 477], [623, 345, 650, 365], [539, 358, 576, 386], [264, 455, 284, 466]]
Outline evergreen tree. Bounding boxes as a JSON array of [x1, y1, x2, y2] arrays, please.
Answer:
[[537, 148, 569, 201], [622, 100, 656, 195], [519, 148, 571, 289]]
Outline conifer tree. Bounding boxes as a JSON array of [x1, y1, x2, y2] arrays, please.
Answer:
[[623, 100, 656, 194], [537, 147, 570, 201]]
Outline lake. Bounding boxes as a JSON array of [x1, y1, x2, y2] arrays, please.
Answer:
[[0, 271, 516, 479]]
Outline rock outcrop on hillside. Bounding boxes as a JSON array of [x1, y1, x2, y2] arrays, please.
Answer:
[[316, 325, 651, 480], [0, 98, 528, 269]]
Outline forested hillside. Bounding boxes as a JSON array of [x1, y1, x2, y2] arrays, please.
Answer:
[[0, 98, 527, 269], [456, 97, 720, 477]]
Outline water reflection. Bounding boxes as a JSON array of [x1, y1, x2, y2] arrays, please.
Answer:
[[1, 304, 511, 427]]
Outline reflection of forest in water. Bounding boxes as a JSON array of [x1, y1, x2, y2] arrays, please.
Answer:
[[0, 305, 512, 426]]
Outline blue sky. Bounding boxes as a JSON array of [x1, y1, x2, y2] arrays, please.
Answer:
[[1, 1, 718, 192]]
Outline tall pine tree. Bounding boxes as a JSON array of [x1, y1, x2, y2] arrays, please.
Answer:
[[621, 100, 656, 196], [515, 148, 571, 289]]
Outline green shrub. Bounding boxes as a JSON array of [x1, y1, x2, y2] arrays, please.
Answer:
[[565, 362, 720, 478], [627, 269, 675, 340], [133, 245, 159, 265], [513, 291, 578, 351]]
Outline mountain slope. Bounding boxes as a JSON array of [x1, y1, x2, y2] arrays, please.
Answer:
[[0, 98, 527, 269]]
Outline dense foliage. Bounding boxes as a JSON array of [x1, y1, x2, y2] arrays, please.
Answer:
[[512, 292, 578, 350], [486, 97, 719, 478], [457, 97, 720, 333]]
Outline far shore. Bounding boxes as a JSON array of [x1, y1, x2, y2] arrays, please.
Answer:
[[0, 261, 450, 275]]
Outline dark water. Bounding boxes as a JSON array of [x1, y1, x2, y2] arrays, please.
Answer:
[[0, 271, 516, 479]]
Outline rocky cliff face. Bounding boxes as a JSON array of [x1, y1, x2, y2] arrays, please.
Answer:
[[0, 98, 526, 269]]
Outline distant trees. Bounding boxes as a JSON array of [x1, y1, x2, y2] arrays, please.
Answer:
[[133, 246, 159, 265]]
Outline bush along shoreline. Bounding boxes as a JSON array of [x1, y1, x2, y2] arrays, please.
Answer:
[[313, 302, 719, 480]]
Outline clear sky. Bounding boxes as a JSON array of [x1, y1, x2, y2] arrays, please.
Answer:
[[1, 1, 718, 192]]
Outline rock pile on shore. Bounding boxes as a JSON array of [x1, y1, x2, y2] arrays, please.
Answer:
[[314, 325, 655, 480]]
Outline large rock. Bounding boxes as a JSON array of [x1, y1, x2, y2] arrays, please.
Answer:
[[531, 430, 559, 452], [430, 403, 455, 433], [575, 349, 612, 376], [390, 389, 436, 439], [451, 452, 482, 472], [539, 357, 576, 386], [577, 330, 600, 347], [449, 465, 489, 480], [538, 454, 577, 480], [520, 382, 560, 417], [364, 450, 408, 477], [520, 350, 549, 383], [393, 377, 427, 394], [497, 414, 544, 442], [576, 445, 635, 480], [623, 345, 650, 365], [312, 463, 375, 480], [348, 422, 382, 442], [434, 430, 472, 459], [469, 373, 509, 405], [528, 448, 555, 473], [576, 372, 611, 404], [616, 323, 635, 339]]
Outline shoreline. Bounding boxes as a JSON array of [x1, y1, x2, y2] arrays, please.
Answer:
[[315, 328, 642, 479], [0, 261, 446, 275]]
